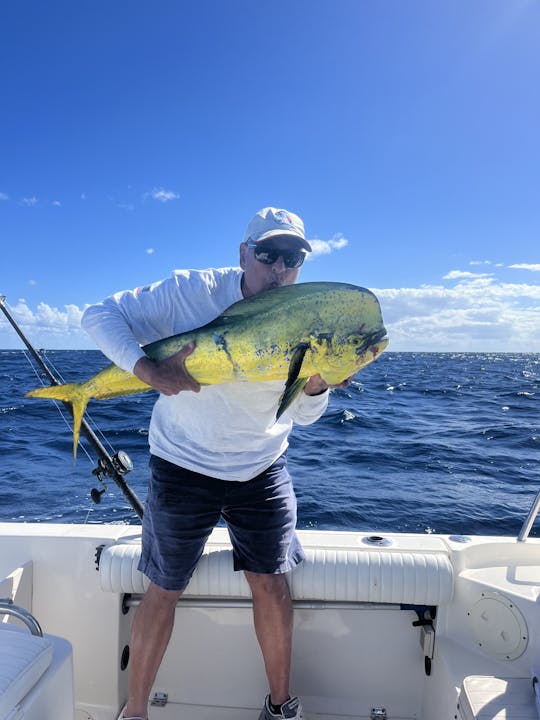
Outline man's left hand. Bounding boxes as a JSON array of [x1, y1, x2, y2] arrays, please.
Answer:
[[303, 374, 354, 395]]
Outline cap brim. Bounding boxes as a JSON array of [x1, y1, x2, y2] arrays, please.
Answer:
[[255, 230, 312, 252]]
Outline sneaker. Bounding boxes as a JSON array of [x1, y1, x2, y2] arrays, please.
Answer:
[[118, 706, 146, 720], [258, 695, 305, 719]]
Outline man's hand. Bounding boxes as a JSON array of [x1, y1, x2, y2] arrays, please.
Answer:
[[134, 343, 201, 396], [303, 374, 354, 396]]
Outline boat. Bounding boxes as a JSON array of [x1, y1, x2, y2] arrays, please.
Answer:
[[2, 516, 540, 720], [2, 299, 540, 720]]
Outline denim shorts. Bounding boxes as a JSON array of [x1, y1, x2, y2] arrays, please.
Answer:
[[138, 454, 305, 591]]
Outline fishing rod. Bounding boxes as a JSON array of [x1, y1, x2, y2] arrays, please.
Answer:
[[0, 294, 144, 520]]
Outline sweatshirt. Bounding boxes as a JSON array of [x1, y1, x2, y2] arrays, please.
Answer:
[[81, 267, 329, 480]]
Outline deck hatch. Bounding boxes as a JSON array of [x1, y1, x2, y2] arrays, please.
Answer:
[[467, 590, 528, 660]]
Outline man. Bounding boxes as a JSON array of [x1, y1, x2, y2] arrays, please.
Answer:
[[82, 207, 336, 720]]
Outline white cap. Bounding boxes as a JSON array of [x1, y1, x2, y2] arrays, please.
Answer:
[[244, 207, 312, 251]]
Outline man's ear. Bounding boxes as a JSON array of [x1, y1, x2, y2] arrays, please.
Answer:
[[239, 242, 247, 270]]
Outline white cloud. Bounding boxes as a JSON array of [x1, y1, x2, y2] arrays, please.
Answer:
[[144, 187, 180, 203], [28, 280, 37, 286], [20, 196, 38, 207], [443, 270, 493, 280], [0, 192, 8, 201], [469, 260, 492, 266], [146, 248, 155, 255], [374, 279, 540, 352], [0, 300, 92, 350], [509, 263, 540, 272], [308, 234, 348, 259], [51, 200, 61, 207]]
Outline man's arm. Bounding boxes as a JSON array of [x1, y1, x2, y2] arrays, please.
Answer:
[[283, 373, 355, 426], [133, 344, 201, 395]]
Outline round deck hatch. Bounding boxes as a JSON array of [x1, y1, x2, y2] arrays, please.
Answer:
[[467, 591, 528, 660]]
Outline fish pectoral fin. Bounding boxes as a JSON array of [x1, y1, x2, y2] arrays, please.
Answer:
[[276, 343, 310, 419], [277, 377, 309, 419]]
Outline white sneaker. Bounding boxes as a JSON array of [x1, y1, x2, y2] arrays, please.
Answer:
[[118, 705, 146, 720], [258, 695, 305, 719]]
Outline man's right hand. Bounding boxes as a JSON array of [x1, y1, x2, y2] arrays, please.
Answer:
[[133, 343, 201, 395]]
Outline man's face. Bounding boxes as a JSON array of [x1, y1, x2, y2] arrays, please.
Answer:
[[240, 237, 305, 297]]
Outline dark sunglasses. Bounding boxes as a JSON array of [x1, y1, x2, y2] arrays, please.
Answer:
[[246, 241, 306, 269]]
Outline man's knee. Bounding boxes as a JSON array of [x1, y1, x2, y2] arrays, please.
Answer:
[[244, 571, 290, 600], [143, 581, 183, 610]]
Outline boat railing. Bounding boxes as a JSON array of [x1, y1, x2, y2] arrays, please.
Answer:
[[0, 598, 43, 636], [517, 487, 540, 542]]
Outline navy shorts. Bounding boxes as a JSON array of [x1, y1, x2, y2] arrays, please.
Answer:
[[138, 454, 305, 591]]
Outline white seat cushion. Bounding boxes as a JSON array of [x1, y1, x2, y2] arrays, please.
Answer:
[[99, 540, 454, 605], [0, 627, 53, 719]]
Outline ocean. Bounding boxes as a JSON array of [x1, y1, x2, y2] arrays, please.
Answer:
[[1, 350, 539, 537]]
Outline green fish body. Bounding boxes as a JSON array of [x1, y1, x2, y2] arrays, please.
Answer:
[[26, 282, 388, 456]]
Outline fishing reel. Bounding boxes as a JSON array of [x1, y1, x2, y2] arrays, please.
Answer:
[[91, 451, 133, 504]]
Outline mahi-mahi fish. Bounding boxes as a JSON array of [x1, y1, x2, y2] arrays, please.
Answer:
[[26, 282, 388, 457]]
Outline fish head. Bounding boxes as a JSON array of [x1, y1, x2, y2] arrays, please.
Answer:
[[308, 285, 389, 384], [314, 325, 388, 385], [350, 325, 389, 371]]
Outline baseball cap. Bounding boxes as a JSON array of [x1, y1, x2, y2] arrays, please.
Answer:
[[244, 207, 312, 252]]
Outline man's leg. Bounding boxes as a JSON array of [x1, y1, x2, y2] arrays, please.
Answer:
[[245, 571, 293, 706], [123, 582, 183, 719]]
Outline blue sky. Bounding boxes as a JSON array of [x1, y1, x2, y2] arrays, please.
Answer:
[[1, 0, 539, 351]]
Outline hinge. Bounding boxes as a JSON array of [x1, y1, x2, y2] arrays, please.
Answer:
[[150, 692, 168, 707]]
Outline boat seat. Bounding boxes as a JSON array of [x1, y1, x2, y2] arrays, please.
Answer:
[[98, 540, 454, 606], [0, 624, 74, 720], [458, 676, 538, 720], [0, 626, 52, 720]]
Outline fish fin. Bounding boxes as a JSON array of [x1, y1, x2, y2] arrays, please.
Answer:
[[276, 342, 310, 419], [25, 382, 89, 460], [277, 377, 309, 419]]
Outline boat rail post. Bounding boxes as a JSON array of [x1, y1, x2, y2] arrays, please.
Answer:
[[0, 294, 145, 520], [517, 489, 540, 542]]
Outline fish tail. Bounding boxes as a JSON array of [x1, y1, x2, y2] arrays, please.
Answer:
[[25, 382, 89, 460]]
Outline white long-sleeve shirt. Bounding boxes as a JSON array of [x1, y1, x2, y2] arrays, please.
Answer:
[[81, 267, 329, 481]]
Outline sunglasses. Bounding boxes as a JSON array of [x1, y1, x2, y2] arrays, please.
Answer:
[[246, 241, 306, 269]]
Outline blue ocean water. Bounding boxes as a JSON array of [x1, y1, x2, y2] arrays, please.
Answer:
[[1, 350, 539, 536]]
